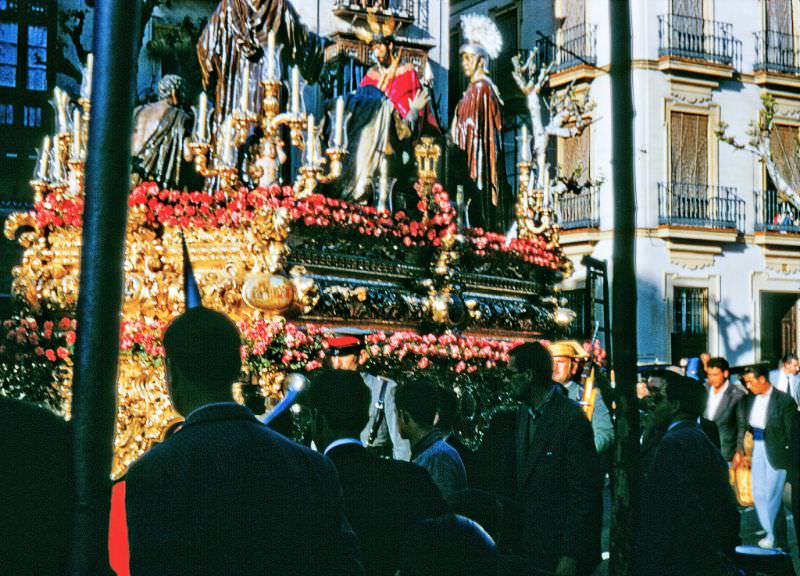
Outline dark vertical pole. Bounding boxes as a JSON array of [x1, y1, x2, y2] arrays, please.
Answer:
[[70, 0, 141, 574], [608, 1, 639, 576]]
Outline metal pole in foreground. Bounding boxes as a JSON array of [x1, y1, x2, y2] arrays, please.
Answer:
[[608, 1, 640, 575], [70, 0, 141, 573]]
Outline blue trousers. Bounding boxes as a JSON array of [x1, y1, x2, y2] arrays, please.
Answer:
[[752, 439, 787, 540]]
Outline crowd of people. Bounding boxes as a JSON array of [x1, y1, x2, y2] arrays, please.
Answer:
[[5, 304, 800, 575]]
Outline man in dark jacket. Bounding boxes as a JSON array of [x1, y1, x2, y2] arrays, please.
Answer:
[[0, 396, 73, 576], [473, 342, 602, 576], [636, 370, 739, 576], [304, 369, 447, 576], [705, 357, 747, 463], [115, 307, 362, 576]]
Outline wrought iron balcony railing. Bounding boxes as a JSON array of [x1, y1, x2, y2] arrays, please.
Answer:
[[657, 14, 742, 69], [658, 182, 745, 231], [332, 0, 414, 21], [755, 190, 800, 233], [535, 23, 598, 72], [754, 30, 800, 75], [558, 187, 599, 230]]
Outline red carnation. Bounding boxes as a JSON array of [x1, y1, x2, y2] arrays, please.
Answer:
[[45, 349, 56, 361]]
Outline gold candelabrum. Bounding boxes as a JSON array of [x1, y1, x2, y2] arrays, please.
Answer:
[[515, 159, 561, 250], [30, 87, 91, 203], [190, 49, 349, 195], [414, 137, 441, 220]]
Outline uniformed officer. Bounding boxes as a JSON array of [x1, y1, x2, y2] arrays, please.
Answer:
[[327, 335, 411, 460]]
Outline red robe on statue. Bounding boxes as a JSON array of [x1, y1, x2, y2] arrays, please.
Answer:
[[360, 65, 439, 130]]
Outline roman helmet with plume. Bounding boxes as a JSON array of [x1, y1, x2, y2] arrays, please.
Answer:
[[459, 14, 503, 71]]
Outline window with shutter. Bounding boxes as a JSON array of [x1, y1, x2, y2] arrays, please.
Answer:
[[670, 111, 709, 194], [766, 0, 795, 68], [559, 127, 590, 186]]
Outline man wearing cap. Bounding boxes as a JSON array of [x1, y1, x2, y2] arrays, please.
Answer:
[[327, 335, 412, 461], [550, 340, 614, 454]]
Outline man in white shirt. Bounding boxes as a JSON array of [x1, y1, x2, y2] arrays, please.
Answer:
[[769, 353, 800, 404], [744, 364, 798, 549], [704, 357, 746, 463]]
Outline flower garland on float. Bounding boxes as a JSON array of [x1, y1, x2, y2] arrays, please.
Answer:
[[30, 182, 563, 271]]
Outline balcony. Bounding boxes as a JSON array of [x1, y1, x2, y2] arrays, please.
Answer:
[[558, 187, 599, 230], [754, 30, 800, 88], [753, 190, 800, 272], [534, 23, 598, 86], [657, 14, 742, 77], [333, 0, 414, 23], [658, 182, 745, 231], [755, 190, 800, 234]]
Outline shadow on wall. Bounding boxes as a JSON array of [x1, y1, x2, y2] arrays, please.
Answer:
[[718, 303, 753, 367], [636, 280, 668, 364]]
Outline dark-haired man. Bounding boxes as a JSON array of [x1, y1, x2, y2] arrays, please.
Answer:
[[744, 364, 798, 549], [705, 357, 747, 463], [113, 307, 362, 576], [396, 378, 467, 502], [305, 369, 446, 576], [636, 370, 739, 576], [474, 342, 602, 576]]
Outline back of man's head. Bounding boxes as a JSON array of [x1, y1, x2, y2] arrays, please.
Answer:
[[306, 369, 370, 435], [163, 307, 242, 391], [509, 342, 553, 386], [399, 514, 497, 576], [652, 369, 706, 419], [395, 378, 440, 427]]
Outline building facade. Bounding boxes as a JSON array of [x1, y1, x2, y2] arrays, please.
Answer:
[[450, 0, 800, 368]]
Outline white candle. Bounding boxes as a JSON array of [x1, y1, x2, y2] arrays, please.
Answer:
[[72, 109, 82, 159], [240, 60, 250, 112], [543, 170, 551, 208], [266, 31, 276, 80], [520, 125, 530, 163], [291, 67, 300, 114], [305, 114, 315, 165], [53, 135, 63, 180], [55, 88, 68, 134], [197, 93, 208, 141], [334, 97, 345, 147], [82, 52, 94, 100], [37, 136, 50, 180], [222, 119, 233, 165]]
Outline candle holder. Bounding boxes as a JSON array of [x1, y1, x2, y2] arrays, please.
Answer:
[[293, 147, 348, 198]]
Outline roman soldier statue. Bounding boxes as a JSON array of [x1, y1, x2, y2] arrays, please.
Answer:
[[450, 14, 508, 232]]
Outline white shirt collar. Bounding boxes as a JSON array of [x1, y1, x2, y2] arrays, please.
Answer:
[[323, 437, 363, 456]]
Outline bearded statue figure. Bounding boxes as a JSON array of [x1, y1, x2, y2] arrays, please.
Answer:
[[449, 14, 508, 232], [131, 75, 193, 189], [329, 13, 439, 208]]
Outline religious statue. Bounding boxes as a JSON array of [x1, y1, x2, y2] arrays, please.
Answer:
[[131, 75, 193, 189], [449, 15, 508, 232], [197, 0, 328, 128], [331, 11, 439, 208]]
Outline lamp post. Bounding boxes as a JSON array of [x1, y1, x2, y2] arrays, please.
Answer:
[[70, 0, 141, 573]]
